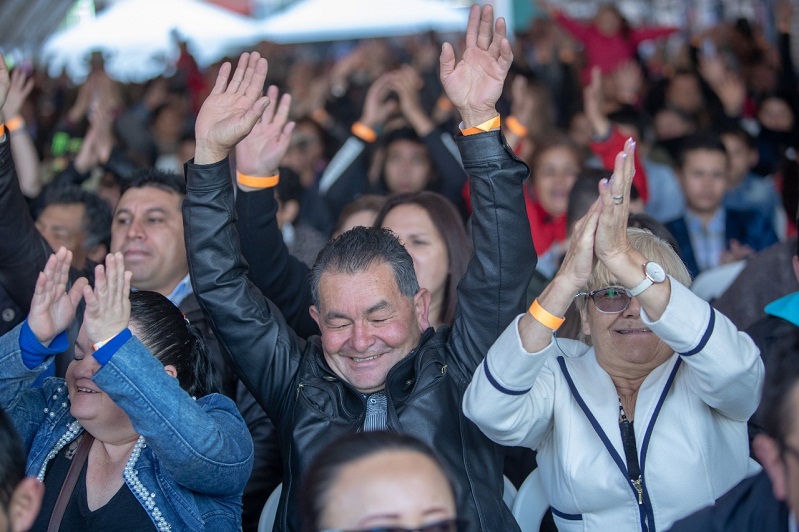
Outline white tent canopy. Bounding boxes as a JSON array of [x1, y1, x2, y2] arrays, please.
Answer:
[[42, 0, 262, 82], [257, 0, 470, 44]]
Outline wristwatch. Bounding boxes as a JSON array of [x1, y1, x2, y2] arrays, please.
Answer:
[[629, 261, 666, 297]]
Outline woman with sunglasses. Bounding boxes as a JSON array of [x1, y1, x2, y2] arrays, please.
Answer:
[[464, 139, 764, 531], [299, 431, 463, 532]]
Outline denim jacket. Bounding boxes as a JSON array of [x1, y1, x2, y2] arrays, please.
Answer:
[[0, 322, 254, 531]]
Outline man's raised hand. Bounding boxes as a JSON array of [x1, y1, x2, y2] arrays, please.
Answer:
[[195, 52, 270, 164], [439, 4, 512, 128]]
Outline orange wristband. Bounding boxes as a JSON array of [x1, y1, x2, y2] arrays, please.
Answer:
[[505, 116, 528, 137], [351, 121, 377, 143], [0, 124, 5, 138], [237, 171, 280, 189], [461, 116, 501, 136], [528, 299, 565, 330], [5, 116, 24, 133], [436, 95, 454, 113], [311, 108, 331, 125]]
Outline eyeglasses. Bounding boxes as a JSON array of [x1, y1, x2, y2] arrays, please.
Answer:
[[321, 518, 465, 532], [576, 286, 634, 314]]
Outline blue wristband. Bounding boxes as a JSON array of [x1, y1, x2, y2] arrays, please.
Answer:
[[91, 329, 132, 366], [20, 320, 69, 370]]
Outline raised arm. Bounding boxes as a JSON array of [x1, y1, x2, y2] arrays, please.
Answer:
[[235, 85, 319, 337], [1, 68, 39, 198], [185, 52, 305, 424], [318, 71, 397, 217], [440, 5, 536, 371], [0, 57, 55, 324]]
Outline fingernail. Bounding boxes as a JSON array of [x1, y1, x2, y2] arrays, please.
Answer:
[[630, 139, 637, 151], [600, 178, 609, 186], [622, 153, 627, 160]]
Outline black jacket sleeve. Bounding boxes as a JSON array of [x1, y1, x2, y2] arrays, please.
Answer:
[[0, 138, 51, 316], [235, 185, 319, 338], [447, 131, 536, 377], [184, 158, 304, 426]]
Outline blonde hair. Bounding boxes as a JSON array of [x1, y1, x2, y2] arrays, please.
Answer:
[[577, 227, 691, 316]]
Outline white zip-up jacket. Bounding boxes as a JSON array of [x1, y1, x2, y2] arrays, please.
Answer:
[[464, 279, 763, 531]]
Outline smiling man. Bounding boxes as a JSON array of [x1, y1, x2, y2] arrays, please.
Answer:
[[183, 6, 534, 530], [111, 171, 190, 300]]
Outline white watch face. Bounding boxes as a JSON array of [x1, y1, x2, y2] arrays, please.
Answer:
[[645, 262, 666, 283]]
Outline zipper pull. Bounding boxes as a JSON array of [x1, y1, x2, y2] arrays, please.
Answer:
[[296, 382, 304, 400], [632, 477, 643, 505]]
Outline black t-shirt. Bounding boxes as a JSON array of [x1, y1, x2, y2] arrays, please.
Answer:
[[32, 435, 156, 531]]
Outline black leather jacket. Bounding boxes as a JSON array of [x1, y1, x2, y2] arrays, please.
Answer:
[[0, 138, 50, 334], [184, 130, 535, 531]]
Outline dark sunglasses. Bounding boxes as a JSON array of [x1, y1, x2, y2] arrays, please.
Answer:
[[321, 518, 466, 532], [577, 286, 634, 314]]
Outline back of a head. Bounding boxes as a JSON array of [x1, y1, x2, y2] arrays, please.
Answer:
[[310, 226, 419, 308], [757, 329, 799, 444], [129, 291, 220, 397], [298, 431, 454, 532], [0, 408, 24, 513]]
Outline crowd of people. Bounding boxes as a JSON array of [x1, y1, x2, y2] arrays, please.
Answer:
[[0, 1, 798, 531]]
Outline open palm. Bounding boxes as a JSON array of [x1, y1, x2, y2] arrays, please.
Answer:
[[235, 85, 294, 177], [195, 52, 270, 163], [440, 5, 512, 127], [28, 248, 87, 346]]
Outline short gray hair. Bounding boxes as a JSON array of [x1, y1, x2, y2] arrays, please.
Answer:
[[310, 226, 419, 308]]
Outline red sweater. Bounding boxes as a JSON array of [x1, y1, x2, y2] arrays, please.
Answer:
[[525, 189, 567, 256], [554, 11, 677, 85]]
